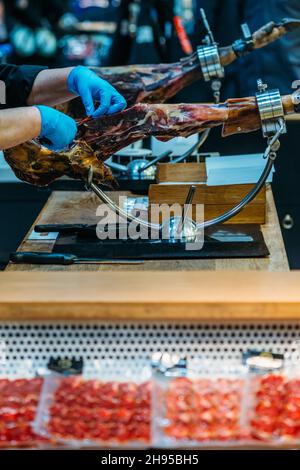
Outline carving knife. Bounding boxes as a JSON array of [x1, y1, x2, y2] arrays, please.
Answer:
[[10, 252, 144, 266]]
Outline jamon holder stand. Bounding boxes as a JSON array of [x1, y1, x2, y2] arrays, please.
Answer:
[[85, 80, 287, 238]]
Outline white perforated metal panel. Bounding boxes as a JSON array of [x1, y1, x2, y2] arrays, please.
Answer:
[[0, 322, 300, 378]]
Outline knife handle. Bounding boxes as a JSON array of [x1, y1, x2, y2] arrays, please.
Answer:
[[35, 224, 93, 234], [10, 252, 77, 265]]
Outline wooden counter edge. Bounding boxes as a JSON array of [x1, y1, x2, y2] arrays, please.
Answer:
[[1, 301, 300, 322], [0, 271, 300, 321]]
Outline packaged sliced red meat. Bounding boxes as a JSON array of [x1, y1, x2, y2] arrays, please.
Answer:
[[0, 377, 47, 448], [247, 370, 300, 443], [152, 365, 249, 448], [34, 373, 152, 448]]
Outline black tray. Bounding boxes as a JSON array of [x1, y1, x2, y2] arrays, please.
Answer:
[[53, 224, 269, 260]]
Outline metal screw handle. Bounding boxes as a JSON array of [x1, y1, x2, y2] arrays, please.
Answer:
[[176, 185, 197, 236], [282, 214, 294, 230]]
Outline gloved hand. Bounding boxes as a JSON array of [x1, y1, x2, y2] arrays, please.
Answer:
[[36, 105, 77, 152], [67, 66, 127, 118]]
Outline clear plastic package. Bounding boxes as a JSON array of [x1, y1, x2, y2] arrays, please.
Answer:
[[246, 369, 300, 443], [152, 360, 249, 448], [34, 370, 152, 448], [0, 361, 47, 448]]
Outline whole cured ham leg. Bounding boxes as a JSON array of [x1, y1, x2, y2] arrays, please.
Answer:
[[58, 18, 300, 119], [4, 95, 297, 187]]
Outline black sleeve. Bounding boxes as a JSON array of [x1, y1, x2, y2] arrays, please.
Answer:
[[4, 0, 43, 29], [0, 64, 48, 109]]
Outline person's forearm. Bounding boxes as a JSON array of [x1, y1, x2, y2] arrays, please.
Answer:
[[27, 68, 75, 107], [0, 107, 41, 150]]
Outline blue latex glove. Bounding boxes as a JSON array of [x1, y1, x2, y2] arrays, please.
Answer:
[[67, 66, 127, 118], [36, 105, 77, 152]]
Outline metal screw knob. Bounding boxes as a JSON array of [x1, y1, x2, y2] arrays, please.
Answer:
[[211, 80, 222, 92], [282, 214, 294, 230], [270, 139, 281, 152], [257, 79, 268, 93]]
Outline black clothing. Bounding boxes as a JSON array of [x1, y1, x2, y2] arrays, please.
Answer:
[[4, 0, 67, 29], [239, 0, 300, 96], [0, 63, 46, 109]]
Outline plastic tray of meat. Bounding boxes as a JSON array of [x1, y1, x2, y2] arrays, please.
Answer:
[[0, 377, 47, 448], [33, 373, 152, 448], [152, 368, 249, 448], [246, 370, 300, 444]]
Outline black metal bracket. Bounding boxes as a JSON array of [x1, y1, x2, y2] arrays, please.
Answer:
[[232, 23, 254, 57]]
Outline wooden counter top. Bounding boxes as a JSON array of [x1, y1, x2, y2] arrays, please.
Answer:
[[0, 271, 300, 321], [6, 187, 289, 272], [2, 187, 292, 322]]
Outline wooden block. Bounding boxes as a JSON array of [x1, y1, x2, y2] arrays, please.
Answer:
[[149, 203, 266, 225], [157, 162, 206, 183], [148, 183, 266, 225], [148, 184, 266, 206]]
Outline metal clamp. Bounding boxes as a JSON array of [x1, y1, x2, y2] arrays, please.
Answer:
[[256, 79, 287, 138], [197, 44, 224, 82], [293, 92, 300, 113], [197, 8, 224, 83], [232, 23, 254, 58]]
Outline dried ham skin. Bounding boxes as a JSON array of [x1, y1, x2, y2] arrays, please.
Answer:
[[79, 97, 263, 160], [4, 98, 263, 187], [58, 59, 203, 118], [4, 141, 116, 187], [5, 93, 298, 188], [82, 102, 229, 159]]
